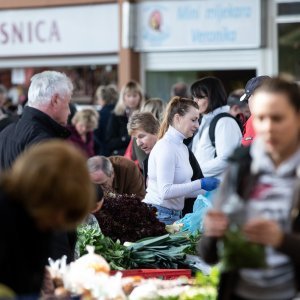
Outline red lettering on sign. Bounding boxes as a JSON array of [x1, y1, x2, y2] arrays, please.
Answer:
[[36, 21, 45, 42], [0, 20, 61, 45], [12, 23, 23, 43], [0, 23, 8, 44], [49, 21, 60, 42]]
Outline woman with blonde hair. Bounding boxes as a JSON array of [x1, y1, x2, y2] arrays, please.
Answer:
[[106, 80, 144, 155], [0, 140, 95, 296], [68, 108, 99, 157], [143, 96, 219, 224], [141, 98, 165, 122]]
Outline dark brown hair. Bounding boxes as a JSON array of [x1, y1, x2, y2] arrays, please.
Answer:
[[254, 77, 300, 112], [190, 76, 227, 114]]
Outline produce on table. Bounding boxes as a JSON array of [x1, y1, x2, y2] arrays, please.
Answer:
[[77, 225, 131, 270], [219, 225, 266, 271], [47, 247, 219, 300], [94, 193, 166, 243], [77, 225, 201, 270]]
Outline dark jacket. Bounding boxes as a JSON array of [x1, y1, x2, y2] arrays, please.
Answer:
[[67, 125, 95, 158], [182, 149, 204, 215], [197, 147, 300, 299], [0, 187, 52, 295], [106, 112, 130, 156], [0, 106, 70, 171], [0, 106, 76, 263], [94, 104, 114, 156]]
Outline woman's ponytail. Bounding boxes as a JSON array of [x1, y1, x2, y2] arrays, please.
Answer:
[[158, 96, 198, 139]]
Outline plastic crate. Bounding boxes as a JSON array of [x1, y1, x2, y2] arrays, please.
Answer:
[[110, 269, 191, 279]]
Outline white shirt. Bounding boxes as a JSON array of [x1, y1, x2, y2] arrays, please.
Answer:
[[143, 126, 203, 211], [192, 106, 242, 178]]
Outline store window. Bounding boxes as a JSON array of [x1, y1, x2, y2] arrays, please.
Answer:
[[0, 65, 118, 106], [146, 70, 256, 102], [278, 22, 300, 79], [277, 1, 300, 80]]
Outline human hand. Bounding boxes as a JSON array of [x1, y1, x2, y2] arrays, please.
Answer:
[[243, 219, 284, 247], [204, 210, 229, 237], [201, 177, 220, 191]]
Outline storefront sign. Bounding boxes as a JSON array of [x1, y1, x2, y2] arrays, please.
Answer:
[[135, 0, 261, 51], [0, 4, 118, 56]]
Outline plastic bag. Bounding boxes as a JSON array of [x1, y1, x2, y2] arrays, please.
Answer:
[[175, 194, 212, 234]]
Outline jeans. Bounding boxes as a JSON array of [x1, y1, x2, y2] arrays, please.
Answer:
[[150, 204, 181, 225]]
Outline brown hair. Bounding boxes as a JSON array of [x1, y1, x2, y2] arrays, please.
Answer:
[[158, 96, 199, 139], [127, 112, 160, 135], [2, 140, 96, 230], [141, 98, 166, 122]]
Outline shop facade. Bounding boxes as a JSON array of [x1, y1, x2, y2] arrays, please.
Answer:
[[0, 1, 119, 104], [0, 0, 300, 102], [134, 0, 278, 100]]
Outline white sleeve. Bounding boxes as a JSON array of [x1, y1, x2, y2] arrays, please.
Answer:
[[201, 118, 242, 177], [155, 144, 202, 200]]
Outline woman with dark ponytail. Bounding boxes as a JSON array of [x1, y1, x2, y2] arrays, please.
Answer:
[[143, 97, 219, 224]]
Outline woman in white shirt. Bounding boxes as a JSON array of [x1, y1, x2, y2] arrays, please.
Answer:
[[143, 97, 219, 225], [191, 77, 242, 178]]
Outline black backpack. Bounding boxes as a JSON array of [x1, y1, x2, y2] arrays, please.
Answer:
[[208, 113, 243, 155]]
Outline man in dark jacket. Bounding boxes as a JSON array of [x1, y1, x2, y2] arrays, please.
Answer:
[[0, 70, 76, 263], [0, 71, 72, 171]]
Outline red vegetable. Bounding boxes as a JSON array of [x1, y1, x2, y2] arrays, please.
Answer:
[[94, 193, 166, 243]]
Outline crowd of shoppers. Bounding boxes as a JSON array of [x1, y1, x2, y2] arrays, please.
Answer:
[[0, 68, 299, 299]]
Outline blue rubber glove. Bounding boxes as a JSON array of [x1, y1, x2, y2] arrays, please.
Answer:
[[201, 177, 220, 191]]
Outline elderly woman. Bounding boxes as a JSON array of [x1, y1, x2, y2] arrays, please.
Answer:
[[68, 108, 99, 157], [0, 140, 95, 296]]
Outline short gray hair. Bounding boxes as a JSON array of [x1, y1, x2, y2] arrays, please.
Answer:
[[87, 156, 114, 177], [28, 71, 73, 107]]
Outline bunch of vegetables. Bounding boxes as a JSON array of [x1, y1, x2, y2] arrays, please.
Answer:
[[77, 226, 201, 270], [77, 225, 131, 270], [126, 233, 192, 269], [219, 225, 266, 271], [94, 193, 166, 243]]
